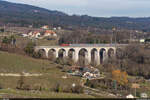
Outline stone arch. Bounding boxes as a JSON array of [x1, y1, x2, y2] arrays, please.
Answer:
[[78, 48, 88, 66], [58, 48, 66, 58], [91, 48, 98, 66], [48, 49, 56, 60], [68, 48, 75, 60], [100, 48, 106, 64], [108, 48, 115, 58], [38, 49, 47, 58]]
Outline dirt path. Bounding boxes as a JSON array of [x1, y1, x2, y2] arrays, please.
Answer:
[[0, 73, 42, 77]]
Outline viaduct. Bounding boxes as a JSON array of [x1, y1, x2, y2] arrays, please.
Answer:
[[34, 44, 127, 65]]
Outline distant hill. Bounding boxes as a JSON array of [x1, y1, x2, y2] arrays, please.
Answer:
[[1, 0, 150, 31], [0, 0, 68, 27]]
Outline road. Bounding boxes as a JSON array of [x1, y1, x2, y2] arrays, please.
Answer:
[[83, 84, 117, 98]]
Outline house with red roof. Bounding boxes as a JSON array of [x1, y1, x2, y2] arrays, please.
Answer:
[[31, 31, 41, 38], [44, 30, 57, 37]]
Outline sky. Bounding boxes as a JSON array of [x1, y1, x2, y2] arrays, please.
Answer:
[[4, 0, 150, 17]]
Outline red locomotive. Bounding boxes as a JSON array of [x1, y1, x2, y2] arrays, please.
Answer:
[[60, 44, 70, 46]]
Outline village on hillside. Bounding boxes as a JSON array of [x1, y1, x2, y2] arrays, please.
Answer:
[[20, 25, 58, 39]]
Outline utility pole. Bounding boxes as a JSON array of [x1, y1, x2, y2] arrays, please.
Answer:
[[111, 32, 113, 44], [130, 32, 132, 44], [112, 27, 116, 45], [3, 24, 5, 34], [115, 30, 117, 45]]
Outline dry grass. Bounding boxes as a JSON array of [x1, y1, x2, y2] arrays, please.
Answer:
[[0, 51, 57, 73], [0, 51, 93, 98], [0, 89, 94, 98]]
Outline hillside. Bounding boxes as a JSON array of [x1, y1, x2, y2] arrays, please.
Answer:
[[1, 0, 150, 31], [0, 51, 94, 98]]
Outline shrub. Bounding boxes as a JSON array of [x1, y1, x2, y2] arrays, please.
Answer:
[[100, 85, 108, 90], [2, 36, 16, 45], [85, 79, 99, 88], [62, 85, 72, 93], [16, 74, 25, 89], [0, 28, 4, 32], [53, 83, 83, 94], [56, 65, 63, 69], [0, 83, 3, 89], [61, 66, 70, 72], [53, 83, 62, 93], [2, 37, 11, 44], [22, 84, 32, 91], [32, 51, 42, 58], [55, 57, 73, 66], [24, 41, 36, 56], [71, 85, 84, 94], [33, 84, 42, 91], [16, 74, 32, 91]]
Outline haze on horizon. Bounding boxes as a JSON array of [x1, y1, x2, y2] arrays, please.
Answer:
[[5, 0, 150, 17]]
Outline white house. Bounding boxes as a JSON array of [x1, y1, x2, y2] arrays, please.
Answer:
[[31, 31, 41, 38], [126, 94, 134, 98], [140, 93, 148, 98], [27, 31, 41, 38], [21, 34, 28, 37], [27, 31, 33, 37], [57, 27, 62, 30], [53, 28, 57, 30], [41, 25, 49, 29], [21, 31, 32, 37], [140, 39, 145, 43]]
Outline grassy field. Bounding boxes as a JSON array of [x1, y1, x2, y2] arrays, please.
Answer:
[[0, 89, 94, 98], [0, 50, 56, 73], [37, 38, 58, 46], [0, 51, 94, 98], [15, 35, 58, 46], [0, 34, 58, 47]]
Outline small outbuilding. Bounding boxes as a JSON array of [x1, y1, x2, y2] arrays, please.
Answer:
[[140, 93, 148, 98], [126, 94, 134, 98]]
